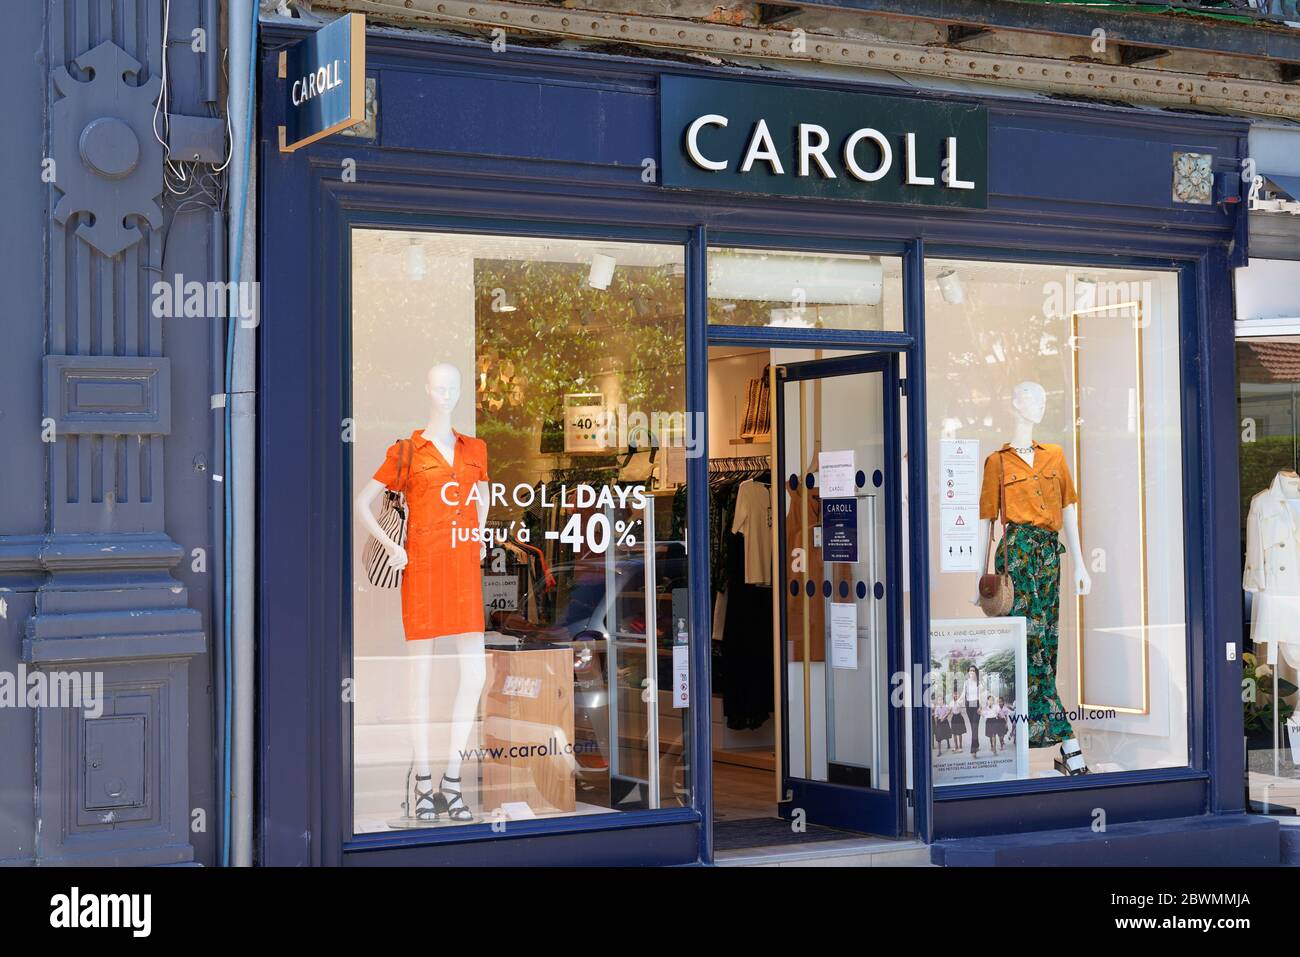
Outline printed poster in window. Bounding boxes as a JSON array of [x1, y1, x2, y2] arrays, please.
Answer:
[[564, 392, 607, 454], [930, 618, 1029, 786]]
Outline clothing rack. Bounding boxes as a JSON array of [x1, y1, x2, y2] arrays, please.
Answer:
[[708, 455, 771, 474]]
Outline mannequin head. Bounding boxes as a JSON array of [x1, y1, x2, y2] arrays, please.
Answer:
[[425, 363, 462, 418], [1011, 381, 1046, 426]]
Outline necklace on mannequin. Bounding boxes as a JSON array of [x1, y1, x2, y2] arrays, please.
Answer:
[[1012, 444, 1033, 455]]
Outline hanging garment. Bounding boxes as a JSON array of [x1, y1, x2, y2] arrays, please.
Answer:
[[721, 498, 774, 730], [997, 523, 1074, 746], [732, 478, 773, 586], [374, 429, 490, 640], [712, 588, 728, 646], [1244, 470, 1300, 667], [739, 366, 772, 438]]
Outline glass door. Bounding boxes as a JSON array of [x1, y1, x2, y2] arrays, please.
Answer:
[[775, 352, 905, 835]]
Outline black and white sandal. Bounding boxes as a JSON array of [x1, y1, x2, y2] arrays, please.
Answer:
[[1054, 738, 1090, 776], [413, 773, 438, 822], [436, 773, 474, 822]]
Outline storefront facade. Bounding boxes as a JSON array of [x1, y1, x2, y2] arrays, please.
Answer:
[[257, 19, 1277, 866], [1235, 119, 1300, 831]]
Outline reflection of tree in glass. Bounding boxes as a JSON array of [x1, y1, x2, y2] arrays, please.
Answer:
[[928, 267, 1067, 427], [472, 259, 686, 483]]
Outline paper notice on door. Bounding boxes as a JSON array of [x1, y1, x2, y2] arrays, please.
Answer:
[[830, 603, 858, 670], [818, 449, 856, 498], [939, 439, 980, 505], [939, 504, 980, 572]]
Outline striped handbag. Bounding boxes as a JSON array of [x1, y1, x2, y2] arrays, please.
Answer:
[[363, 439, 411, 588]]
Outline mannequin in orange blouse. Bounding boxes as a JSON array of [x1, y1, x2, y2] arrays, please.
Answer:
[[356, 363, 490, 824], [969, 381, 1092, 776]]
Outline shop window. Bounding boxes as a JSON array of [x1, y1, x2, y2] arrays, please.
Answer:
[[1237, 334, 1300, 814], [349, 229, 691, 834], [923, 260, 1188, 785], [707, 247, 903, 331]]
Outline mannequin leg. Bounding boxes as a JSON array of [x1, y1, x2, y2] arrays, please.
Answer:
[[441, 630, 487, 781], [405, 637, 436, 776]]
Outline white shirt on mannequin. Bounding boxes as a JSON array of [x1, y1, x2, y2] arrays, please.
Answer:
[[1245, 470, 1300, 666]]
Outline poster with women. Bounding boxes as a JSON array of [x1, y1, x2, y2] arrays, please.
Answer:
[[930, 618, 1029, 786]]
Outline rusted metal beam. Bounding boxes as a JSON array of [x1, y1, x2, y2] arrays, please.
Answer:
[[780, 0, 1300, 66], [318, 0, 1300, 118], [1118, 44, 1172, 66], [946, 24, 992, 46]]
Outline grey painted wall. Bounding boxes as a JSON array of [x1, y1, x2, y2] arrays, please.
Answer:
[[0, 1, 219, 866]]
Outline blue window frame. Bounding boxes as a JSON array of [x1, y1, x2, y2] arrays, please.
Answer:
[[257, 22, 1248, 866]]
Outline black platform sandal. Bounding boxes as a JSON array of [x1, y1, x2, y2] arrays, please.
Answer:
[[1054, 738, 1090, 776], [435, 773, 474, 822], [413, 773, 438, 822]]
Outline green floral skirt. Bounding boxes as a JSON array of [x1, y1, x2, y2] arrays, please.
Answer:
[[995, 523, 1074, 747]]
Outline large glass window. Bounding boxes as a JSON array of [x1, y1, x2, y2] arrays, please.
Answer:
[[923, 259, 1187, 785], [350, 230, 691, 833], [1237, 328, 1300, 814]]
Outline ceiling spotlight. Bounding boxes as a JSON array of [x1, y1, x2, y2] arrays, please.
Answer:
[[937, 268, 964, 305], [588, 253, 617, 290], [405, 238, 427, 281], [1072, 274, 1098, 311]]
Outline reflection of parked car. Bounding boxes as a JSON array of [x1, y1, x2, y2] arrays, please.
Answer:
[[487, 543, 688, 807]]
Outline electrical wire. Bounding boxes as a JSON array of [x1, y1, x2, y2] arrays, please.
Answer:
[[145, 0, 236, 865]]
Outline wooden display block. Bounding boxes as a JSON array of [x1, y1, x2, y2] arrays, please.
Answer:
[[482, 647, 576, 815]]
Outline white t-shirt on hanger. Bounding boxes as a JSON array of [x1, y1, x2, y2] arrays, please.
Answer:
[[732, 479, 773, 587]]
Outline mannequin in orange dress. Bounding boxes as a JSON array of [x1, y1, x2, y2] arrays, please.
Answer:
[[356, 363, 490, 824]]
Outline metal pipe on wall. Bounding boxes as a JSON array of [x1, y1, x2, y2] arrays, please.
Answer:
[[226, 0, 257, 868], [209, 207, 227, 859], [202, 0, 219, 103]]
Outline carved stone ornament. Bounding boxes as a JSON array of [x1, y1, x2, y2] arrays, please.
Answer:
[[1172, 151, 1213, 205], [50, 42, 164, 257]]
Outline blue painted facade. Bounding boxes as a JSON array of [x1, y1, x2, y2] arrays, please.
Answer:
[[255, 19, 1268, 866], [1, 0, 1288, 874], [2, 0, 220, 866]]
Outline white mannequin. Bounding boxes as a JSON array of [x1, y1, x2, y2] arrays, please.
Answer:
[[354, 363, 489, 821], [971, 380, 1091, 604], [970, 380, 1090, 774]]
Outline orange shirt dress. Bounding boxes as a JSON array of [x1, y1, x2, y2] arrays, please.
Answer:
[[374, 429, 490, 640]]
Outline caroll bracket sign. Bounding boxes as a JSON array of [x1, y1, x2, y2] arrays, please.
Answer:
[[278, 13, 366, 153], [659, 75, 988, 208]]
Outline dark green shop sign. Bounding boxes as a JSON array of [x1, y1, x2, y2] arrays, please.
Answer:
[[659, 75, 988, 208]]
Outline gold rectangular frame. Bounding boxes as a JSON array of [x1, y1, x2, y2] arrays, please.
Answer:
[[1070, 299, 1150, 715]]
